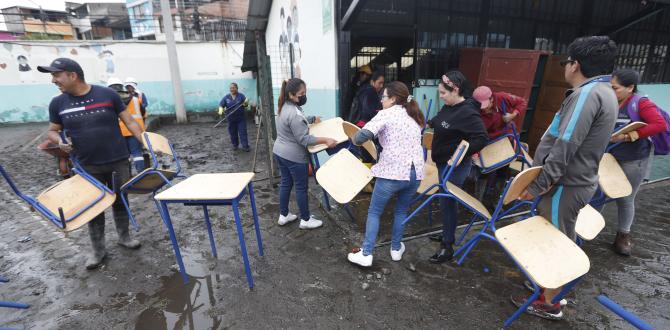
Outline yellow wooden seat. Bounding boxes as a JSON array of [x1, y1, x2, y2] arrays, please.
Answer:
[[495, 216, 590, 289], [342, 121, 378, 161], [575, 204, 605, 241], [417, 162, 439, 195], [307, 117, 349, 153], [475, 137, 516, 170], [315, 149, 373, 204], [37, 174, 116, 232], [598, 153, 632, 199], [611, 121, 646, 137], [422, 131, 433, 150], [122, 169, 177, 194], [446, 182, 491, 220]]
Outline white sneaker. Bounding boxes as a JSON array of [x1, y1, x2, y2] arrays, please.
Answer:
[[299, 216, 323, 229], [347, 249, 372, 267], [390, 242, 405, 261], [277, 213, 298, 226]]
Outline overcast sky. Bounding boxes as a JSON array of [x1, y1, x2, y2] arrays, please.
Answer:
[[0, 0, 126, 12]]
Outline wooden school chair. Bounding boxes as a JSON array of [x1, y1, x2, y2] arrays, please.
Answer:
[[119, 132, 185, 231], [0, 165, 115, 232]]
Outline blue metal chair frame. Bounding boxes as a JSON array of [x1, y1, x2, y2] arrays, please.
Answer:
[[597, 295, 655, 330], [119, 132, 186, 231], [0, 275, 29, 309], [0, 164, 113, 230], [476, 123, 531, 175], [453, 177, 537, 265], [403, 144, 485, 234], [156, 182, 264, 288]]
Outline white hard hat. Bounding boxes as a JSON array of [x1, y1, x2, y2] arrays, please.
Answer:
[[107, 77, 123, 87], [124, 77, 138, 87]]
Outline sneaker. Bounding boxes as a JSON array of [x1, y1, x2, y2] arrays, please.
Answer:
[[299, 216, 323, 229], [390, 242, 405, 262], [510, 294, 563, 320], [522, 281, 568, 306], [277, 213, 298, 226], [348, 248, 372, 267]]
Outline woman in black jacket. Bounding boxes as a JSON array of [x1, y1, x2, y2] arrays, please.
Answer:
[[428, 70, 488, 263]]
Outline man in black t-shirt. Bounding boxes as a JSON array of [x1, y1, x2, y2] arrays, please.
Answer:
[[39, 58, 145, 270]]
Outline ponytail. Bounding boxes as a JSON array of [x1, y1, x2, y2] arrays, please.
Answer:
[[277, 78, 306, 114], [404, 98, 425, 127], [384, 81, 425, 127], [278, 80, 288, 114]]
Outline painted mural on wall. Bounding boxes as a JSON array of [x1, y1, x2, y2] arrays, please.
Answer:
[[0, 41, 256, 123], [277, 0, 302, 80]]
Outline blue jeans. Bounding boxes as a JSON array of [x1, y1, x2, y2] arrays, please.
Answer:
[[362, 166, 420, 255], [228, 116, 249, 148], [126, 137, 145, 173], [275, 154, 310, 221], [437, 160, 472, 246]]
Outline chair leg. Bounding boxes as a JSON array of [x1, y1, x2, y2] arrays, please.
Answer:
[[0, 301, 29, 309], [505, 285, 541, 328], [455, 214, 478, 246], [551, 277, 582, 305], [402, 194, 437, 226], [120, 190, 140, 232], [202, 206, 217, 258], [159, 201, 188, 284], [232, 201, 254, 289], [247, 183, 264, 256]]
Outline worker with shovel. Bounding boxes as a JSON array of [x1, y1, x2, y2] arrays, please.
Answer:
[[218, 82, 250, 152]]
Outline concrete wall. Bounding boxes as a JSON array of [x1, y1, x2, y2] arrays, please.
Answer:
[[0, 40, 256, 123], [265, 0, 338, 119]]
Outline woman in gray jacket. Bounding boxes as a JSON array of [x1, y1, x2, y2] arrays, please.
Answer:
[[273, 78, 337, 229]]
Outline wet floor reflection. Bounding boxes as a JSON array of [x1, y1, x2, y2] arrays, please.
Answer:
[[135, 253, 223, 330]]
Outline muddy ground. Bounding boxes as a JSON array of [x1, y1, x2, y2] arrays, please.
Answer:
[[0, 120, 668, 329]]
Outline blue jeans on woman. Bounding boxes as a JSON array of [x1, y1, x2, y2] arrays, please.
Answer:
[[275, 154, 310, 221], [362, 166, 420, 255], [437, 160, 472, 246]]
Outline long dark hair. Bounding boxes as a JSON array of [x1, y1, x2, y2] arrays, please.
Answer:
[[612, 68, 639, 94], [439, 70, 473, 97], [384, 81, 425, 127], [278, 78, 305, 114]]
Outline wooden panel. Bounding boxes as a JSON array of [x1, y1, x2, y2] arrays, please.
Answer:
[[612, 122, 646, 137], [446, 182, 491, 220], [37, 175, 116, 232], [314, 149, 373, 204], [123, 169, 178, 194], [529, 55, 571, 153], [598, 153, 632, 199], [575, 205, 605, 241], [422, 131, 433, 150], [417, 162, 439, 195], [142, 132, 173, 156], [495, 216, 590, 289], [308, 117, 349, 153], [154, 173, 254, 201], [342, 121, 378, 161], [503, 166, 543, 205], [475, 138, 516, 169]]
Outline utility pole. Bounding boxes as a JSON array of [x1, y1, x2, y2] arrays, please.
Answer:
[[159, 0, 187, 123]]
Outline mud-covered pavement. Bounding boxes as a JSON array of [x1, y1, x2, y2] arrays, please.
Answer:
[[1, 120, 669, 329]]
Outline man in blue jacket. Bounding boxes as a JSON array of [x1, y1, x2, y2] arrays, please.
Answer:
[[219, 82, 250, 151]]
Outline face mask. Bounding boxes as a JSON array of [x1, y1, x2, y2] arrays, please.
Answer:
[[297, 95, 307, 106]]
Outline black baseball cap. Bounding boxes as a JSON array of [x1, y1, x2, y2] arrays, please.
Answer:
[[37, 58, 84, 79]]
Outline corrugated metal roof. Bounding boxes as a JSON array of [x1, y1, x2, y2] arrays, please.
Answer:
[[241, 0, 272, 72]]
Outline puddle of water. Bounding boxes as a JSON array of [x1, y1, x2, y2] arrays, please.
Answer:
[[134, 251, 225, 330]]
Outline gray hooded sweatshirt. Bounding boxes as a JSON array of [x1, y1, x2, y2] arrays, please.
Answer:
[[527, 75, 618, 197], [272, 101, 318, 164]]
